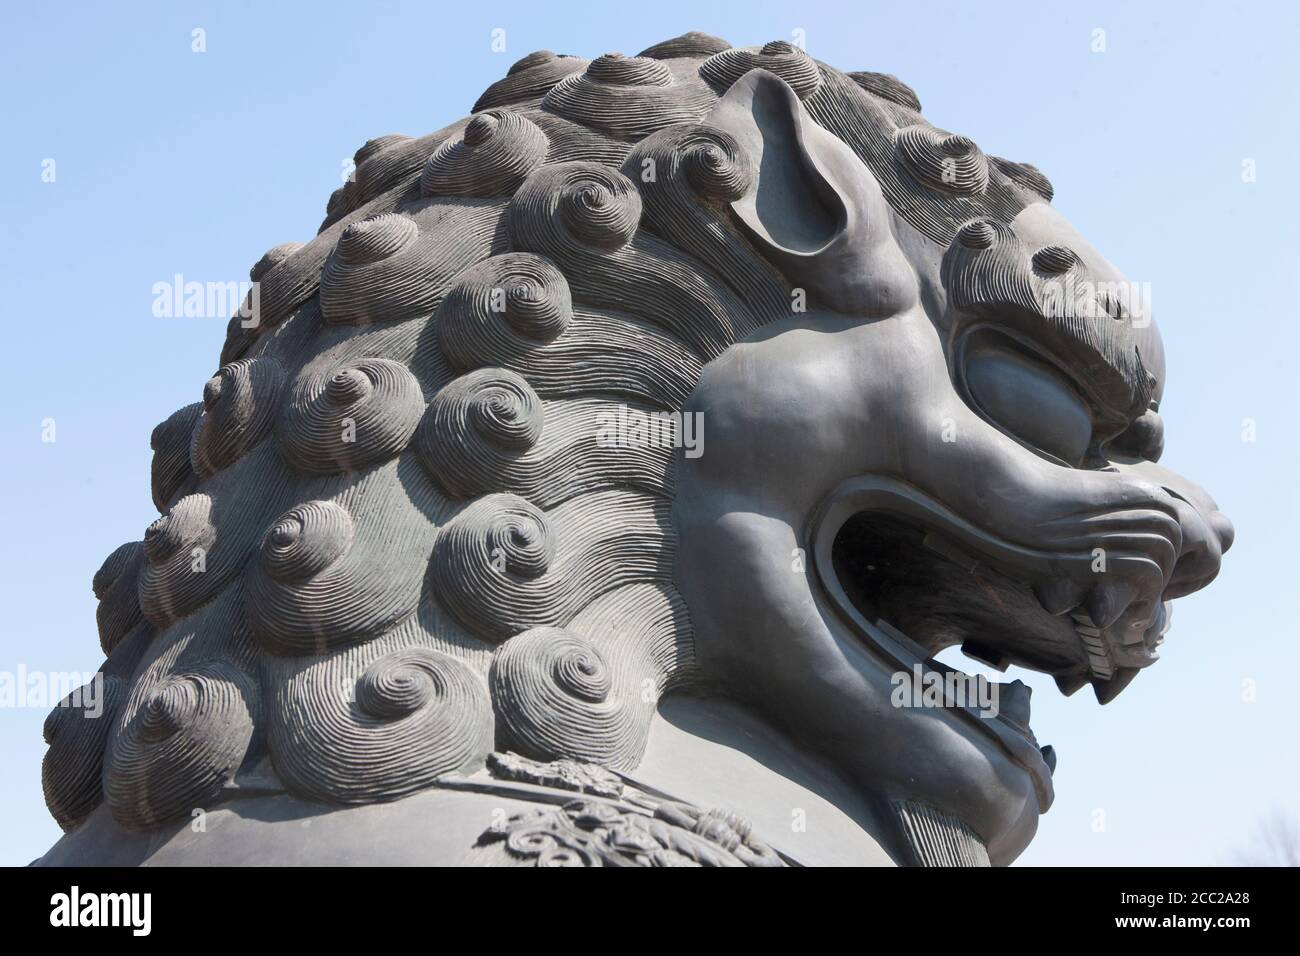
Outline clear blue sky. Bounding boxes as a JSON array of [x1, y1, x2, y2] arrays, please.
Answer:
[[2, 0, 1296, 865]]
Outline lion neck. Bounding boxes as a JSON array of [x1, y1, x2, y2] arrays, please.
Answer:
[[622, 691, 995, 866]]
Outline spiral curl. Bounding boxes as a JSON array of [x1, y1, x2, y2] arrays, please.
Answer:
[[638, 32, 731, 60], [417, 369, 543, 495], [699, 42, 823, 99], [956, 219, 998, 250], [895, 125, 991, 196], [266, 644, 492, 803], [250, 241, 305, 282], [217, 242, 307, 364], [427, 494, 555, 641], [474, 51, 590, 112], [246, 491, 426, 656], [990, 156, 1055, 202], [510, 162, 753, 361], [625, 125, 791, 325], [421, 110, 548, 198], [320, 214, 438, 325], [41, 674, 128, 830], [106, 661, 258, 830], [543, 53, 715, 140], [417, 368, 674, 504], [93, 541, 145, 655], [490, 627, 654, 769], [277, 356, 424, 474], [261, 500, 355, 582], [437, 253, 700, 406], [680, 131, 753, 203], [428, 490, 674, 643], [320, 205, 505, 326], [190, 356, 285, 478], [438, 254, 573, 371], [1031, 245, 1078, 275], [138, 493, 220, 626], [459, 372, 546, 451], [848, 71, 922, 113], [354, 134, 421, 202], [150, 403, 203, 512], [566, 170, 644, 249], [511, 162, 640, 252]]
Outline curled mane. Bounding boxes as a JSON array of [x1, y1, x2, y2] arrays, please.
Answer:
[[49, 32, 1059, 830]]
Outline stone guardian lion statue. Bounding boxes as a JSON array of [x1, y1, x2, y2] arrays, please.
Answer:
[[38, 31, 1233, 867]]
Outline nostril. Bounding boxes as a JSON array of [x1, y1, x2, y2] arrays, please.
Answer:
[[1209, 511, 1235, 554]]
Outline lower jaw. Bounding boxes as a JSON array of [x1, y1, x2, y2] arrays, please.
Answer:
[[851, 612, 1058, 813], [842, 621, 1055, 868], [824, 527, 1062, 817], [804, 478, 1090, 854]]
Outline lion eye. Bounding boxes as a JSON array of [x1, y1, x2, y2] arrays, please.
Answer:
[[964, 342, 1094, 466]]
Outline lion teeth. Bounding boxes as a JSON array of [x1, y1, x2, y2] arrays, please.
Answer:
[[1033, 578, 1085, 615], [1054, 673, 1088, 697], [960, 639, 1009, 671], [1118, 626, 1149, 646], [1072, 620, 1115, 680], [1091, 667, 1140, 705], [1085, 581, 1139, 629], [996, 678, 1032, 727], [1040, 744, 1057, 774]]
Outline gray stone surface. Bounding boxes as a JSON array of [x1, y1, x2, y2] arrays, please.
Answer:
[[38, 32, 1231, 867]]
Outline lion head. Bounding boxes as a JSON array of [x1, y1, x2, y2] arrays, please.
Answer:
[[42, 32, 1231, 867]]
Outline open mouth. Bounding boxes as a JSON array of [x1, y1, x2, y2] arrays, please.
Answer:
[[810, 475, 1178, 809], [831, 510, 1170, 699]]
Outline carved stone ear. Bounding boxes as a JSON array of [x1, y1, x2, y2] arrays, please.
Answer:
[[706, 69, 900, 316]]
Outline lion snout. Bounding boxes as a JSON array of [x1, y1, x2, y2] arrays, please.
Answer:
[[1161, 492, 1232, 600], [1111, 461, 1233, 602]]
